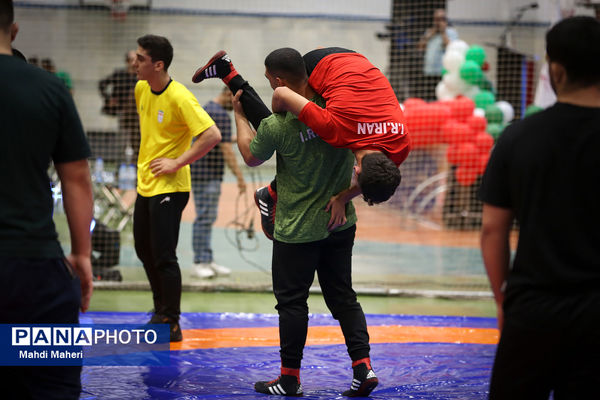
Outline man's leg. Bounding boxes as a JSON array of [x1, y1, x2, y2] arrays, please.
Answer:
[[317, 225, 378, 397], [488, 316, 555, 399], [147, 192, 189, 342], [0, 258, 82, 399], [192, 51, 271, 130], [191, 180, 215, 278], [192, 180, 229, 277], [254, 239, 318, 396], [133, 194, 164, 318]]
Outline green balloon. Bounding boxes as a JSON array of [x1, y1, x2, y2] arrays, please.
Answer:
[[459, 60, 483, 85], [465, 45, 486, 66], [474, 90, 495, 109], [524, 104, 543, 117], [485, 104, 504, 124], [487, 123, 504, 140]]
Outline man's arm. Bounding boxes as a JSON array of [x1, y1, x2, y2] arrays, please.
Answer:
[[221, 142, 247, 193], [324, 184, 362, 231], [149, 125, 221, 176], [271, 86, 309, 116], [480, 203, 514, 331], [55, 159, 94, 313], [232, 90, 265, 167]]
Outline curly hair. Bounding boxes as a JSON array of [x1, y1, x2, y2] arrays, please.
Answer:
[[357, 152, 401, 205]]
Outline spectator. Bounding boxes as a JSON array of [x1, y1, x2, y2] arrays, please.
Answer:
[[98, 50, 140, 161], [191, 86, 247, 279], [41, 57, 73, 94], [417, 8, 458, 101]]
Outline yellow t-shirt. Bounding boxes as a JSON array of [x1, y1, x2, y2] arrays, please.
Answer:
[[135, 79, 215, 197]]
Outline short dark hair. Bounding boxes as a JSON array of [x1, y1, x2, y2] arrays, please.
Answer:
[[264, 47, 307, 86], [357, 152, 401, 205], [137, 34, 173, 71], [546, 16, 600, 87], [0, 0, 14, 32]]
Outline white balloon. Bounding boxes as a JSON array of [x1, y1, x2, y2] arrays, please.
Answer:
[[464, 84, 481, 99], [436, 81, 456, 101], [473, 107, 486, 118], [443, 72, 468, 94], [496, 100, 515, 124], [442, 50, 465, 73], [446, 40, 470, 57]]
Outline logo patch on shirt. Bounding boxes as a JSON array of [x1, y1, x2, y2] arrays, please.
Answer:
[[157, 110, 164, 123]]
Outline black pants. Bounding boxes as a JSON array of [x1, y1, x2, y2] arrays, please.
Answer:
[[272, 225, 370, 369], [0, 257, 82, 399], [133, 192, 189, 321], [489, 292, 600, 399]]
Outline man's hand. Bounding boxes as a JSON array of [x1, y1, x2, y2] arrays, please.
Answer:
[[66, 253, 93, 313], [150, 158, 180, 176], [232, 89, 246, 118], [325, 195, 347, 231]]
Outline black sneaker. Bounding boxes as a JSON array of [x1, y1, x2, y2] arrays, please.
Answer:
[[192, 50, 236, 83], [255, 375, 303, 397], [146, 310, 165, 325], [254, 185, 276, 240], [342, 361, 378, 397], [169, 320, 182, 342], [147, 314, 182, 342]]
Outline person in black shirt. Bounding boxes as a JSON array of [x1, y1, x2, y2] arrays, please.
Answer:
[[479, 16, 600, 399], [98, 49, 140, 161], [0, 1, 94, 398]]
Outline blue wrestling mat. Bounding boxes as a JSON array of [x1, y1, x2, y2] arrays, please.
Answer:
[[80, 312, 498, 399]]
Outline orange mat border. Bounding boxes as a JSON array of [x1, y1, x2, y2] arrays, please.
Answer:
[[171, 325, 499, 351]]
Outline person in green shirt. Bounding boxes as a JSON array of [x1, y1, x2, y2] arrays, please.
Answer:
[[233, 48, 378, 398]]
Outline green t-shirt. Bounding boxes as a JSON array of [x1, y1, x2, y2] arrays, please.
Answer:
[[250, 97, 356, 243], [0, 55, 90, 258]]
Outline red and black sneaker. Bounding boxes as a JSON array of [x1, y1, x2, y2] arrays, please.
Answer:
[[255, 369, 303, 397], [342, 358, 379, 397], [254, 184, 277, 240], [192, 50, 238, 84]]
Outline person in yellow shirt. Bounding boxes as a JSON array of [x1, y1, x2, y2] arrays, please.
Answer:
[[133, 34, 221, 342]]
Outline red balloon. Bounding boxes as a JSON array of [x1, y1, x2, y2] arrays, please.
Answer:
[[449, 96, 475, 122], [455, 165, 479, 186], [477, 153, 490, 175], [455, 142, 479, 168], [403, 97, 427, 110], [474, 132, 494, 155], [442, 121, 474, 145], [446, 143, 461, 165], [467, 115, 487, 134], [404, 103, 451, 148]]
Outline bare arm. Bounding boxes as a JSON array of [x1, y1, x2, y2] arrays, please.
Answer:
[[55, 159, 94, 313], [417, 28, 435, 51], [232, 90, 265, 167], [271, 86, 310, 116], [221, 142, 247, 193], [480, 203, 515, 331], [149, 125, 222, 176]]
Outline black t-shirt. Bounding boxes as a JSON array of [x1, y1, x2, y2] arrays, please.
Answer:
[[0, 54, 90, 258], [480, 102, 600, 305]]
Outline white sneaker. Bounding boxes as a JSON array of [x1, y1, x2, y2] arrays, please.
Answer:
[[209, 262, 231, 276], [192, 263, 215, 279]]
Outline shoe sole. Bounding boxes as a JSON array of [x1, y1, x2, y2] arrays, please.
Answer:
[[254, 190, 274, 241], [192, 50, 226, 83]]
